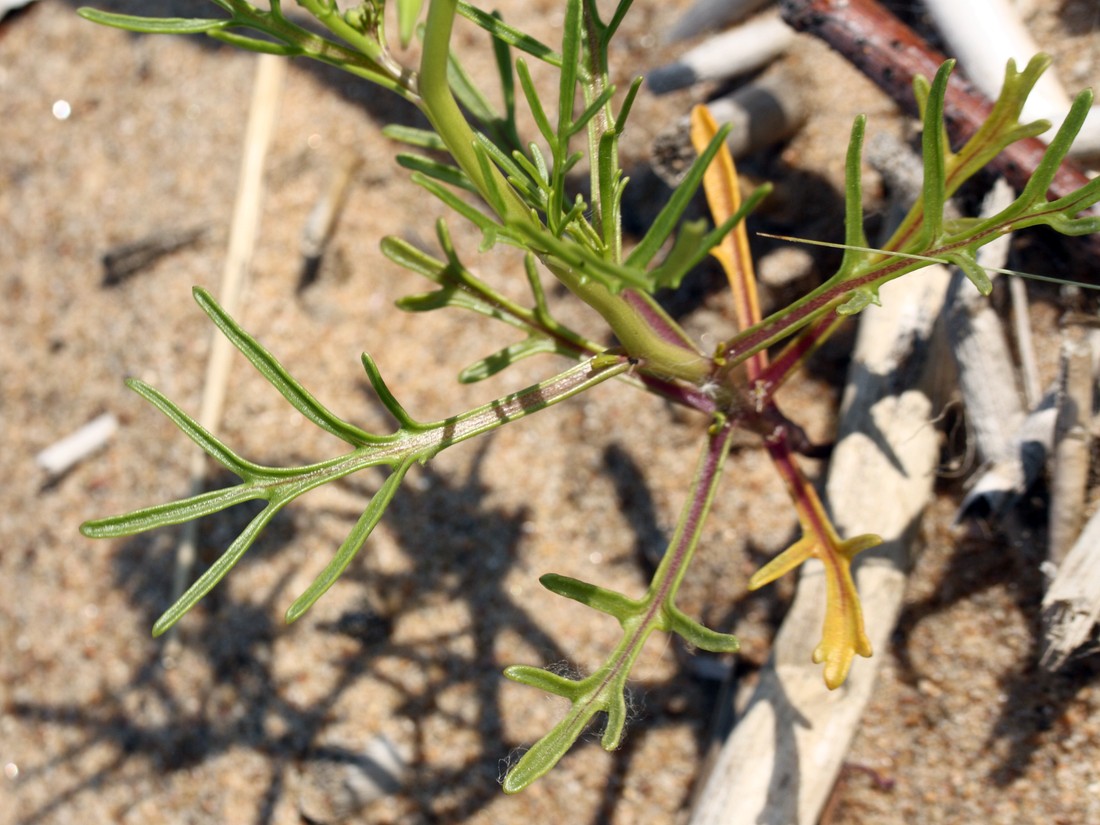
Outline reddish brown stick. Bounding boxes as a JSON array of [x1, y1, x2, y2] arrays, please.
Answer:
[[780, 0, 1100, 262]]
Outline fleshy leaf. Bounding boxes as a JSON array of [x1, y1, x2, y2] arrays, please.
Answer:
[[286, 459, 414, 622], [77, 8, 231, 34], [661, 604, 740, 653], [836, 286, 881, 316], [395, 0, 424, 48], [457, 337, 559, 383], [539, 573, 643, 619]]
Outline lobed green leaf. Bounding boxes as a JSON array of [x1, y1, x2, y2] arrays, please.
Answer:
[[457, 1, 561, 66], [193, 288, 382, 447], [80, 484, 264, 539], [396, 152, 477, 193], [624, 123, 731, 271], [382, 125, 447, 151], [662, 604, 740, 653], [539, 573, 643, 620], [286, 459, 415, 622], [152, 501, 285, 636], [77, 8, 231, 34], [458, 337, 561, 383], [396, 0, 424, 48]]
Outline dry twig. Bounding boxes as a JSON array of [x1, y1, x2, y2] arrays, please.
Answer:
[[779, 0, 1100, 265]]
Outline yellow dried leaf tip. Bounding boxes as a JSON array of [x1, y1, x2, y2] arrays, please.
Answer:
[[749, 511, 880, 689]]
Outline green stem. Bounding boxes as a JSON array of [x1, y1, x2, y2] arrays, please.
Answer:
[[420, 0, 531, 223], [502, 419, 736, 793], [419, 0, 711, 383]]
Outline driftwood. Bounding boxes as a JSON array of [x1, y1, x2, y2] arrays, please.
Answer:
[[35, 412, 119, 479], [1048, 328, 1094, 565], [647, 12, 794, 94], [663, 0, 774, 43], [957, 388, 1058, 519], [298, 149, 362, 290], [943, 181, 1023, 464], [924, 0, 1100, 156], [1041, 325, 1100, 670], [165, 53, 287, 658], [779, 0, 1100, 265], [1042, 506, 1100, 670], [688, 265, 950, 825], [957, 321, 1099, 522], [652, 66, 805, 185], [1008, 274, 1041, 408], [924, 0, 1070, 125]]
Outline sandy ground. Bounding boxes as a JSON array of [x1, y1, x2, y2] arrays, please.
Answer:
[[2, 1, 1100, 823]]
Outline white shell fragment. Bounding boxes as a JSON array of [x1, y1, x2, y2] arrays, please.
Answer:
[[35, 413, 119, 477]]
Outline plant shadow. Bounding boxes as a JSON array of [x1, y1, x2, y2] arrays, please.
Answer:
[[10, 453, 542, 823], [14, 436, 726, 824]]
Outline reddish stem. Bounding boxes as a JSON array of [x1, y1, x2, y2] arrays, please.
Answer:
[[779, 0, 1100, 264]]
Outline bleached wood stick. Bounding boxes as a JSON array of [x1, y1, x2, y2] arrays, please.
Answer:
[[664, 0, 774, 43], [780, 0, 1100, 266], [944, 180, 1022, 464], [1048, 328, 1094, 564], [36, 413, 119, 478], [957, 387, 1057, 519], [1041, 508, 1100, 670], [648, 13, 794, 94], [1008, 276, 1041, 408], [651, 67, 805, 184], [688, 266, 949, 825], [924, 0, 1100, 156], [301, 150, 362, 261], [960, 324, 1100, 520]]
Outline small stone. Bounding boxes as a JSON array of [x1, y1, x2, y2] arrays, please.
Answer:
[[298, 732, 411, 824]]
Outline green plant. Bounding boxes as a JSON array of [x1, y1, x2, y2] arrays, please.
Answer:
[[78, 0, 1100, 794]]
